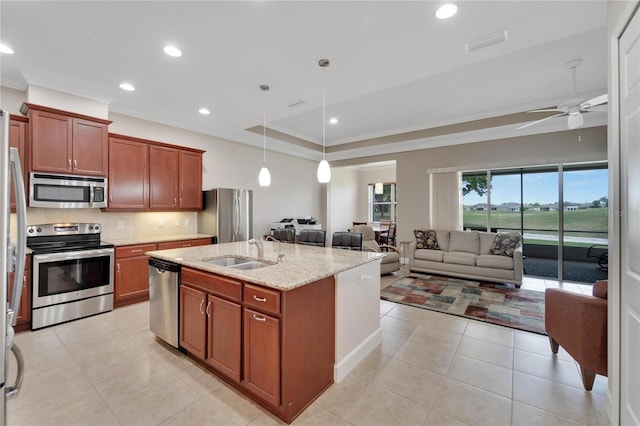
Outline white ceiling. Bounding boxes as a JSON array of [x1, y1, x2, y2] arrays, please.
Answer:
[[0, 1, 608, 162]]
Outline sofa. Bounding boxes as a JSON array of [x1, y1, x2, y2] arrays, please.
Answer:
[[408, 229, 523, 287]]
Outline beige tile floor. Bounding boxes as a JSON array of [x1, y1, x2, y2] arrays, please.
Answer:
[[7, 270, 609, 426]]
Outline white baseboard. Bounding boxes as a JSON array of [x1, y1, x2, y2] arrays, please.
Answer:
[[334, 327, 382, 383]]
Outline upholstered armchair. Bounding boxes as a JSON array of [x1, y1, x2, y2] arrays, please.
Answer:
[[351, 225, 400, 275], [544, 280, 608, 391]]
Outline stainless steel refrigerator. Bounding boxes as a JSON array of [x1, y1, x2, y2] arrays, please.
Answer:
[[198, 189, 253, 243], [0, 110, 27, 424]]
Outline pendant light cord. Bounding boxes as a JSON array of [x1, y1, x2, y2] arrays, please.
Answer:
[[263, 90, 267, 165], [322, 68, 326, 160]]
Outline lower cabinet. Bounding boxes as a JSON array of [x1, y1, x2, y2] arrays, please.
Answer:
[[243, 308, 280, 407], [9, 255, 31, 332], [114, 243, 157, 308], [178, 267, 335, 424]]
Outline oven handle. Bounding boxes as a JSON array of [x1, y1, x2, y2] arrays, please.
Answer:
[[33, 247, 115, 263]]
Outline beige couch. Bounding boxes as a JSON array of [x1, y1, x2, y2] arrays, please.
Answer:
[[408, 230, 523, 287]]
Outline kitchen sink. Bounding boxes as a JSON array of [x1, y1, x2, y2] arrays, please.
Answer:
[[205, 256, 251, 267], [204, 256, 274, 270], [229, 261, 272, 271]]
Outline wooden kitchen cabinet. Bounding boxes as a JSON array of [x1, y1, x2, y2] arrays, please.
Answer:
[[179, 284, 207, 359], [177, 265, 335, 423], [108, 136, 149, 209], [243, 308, 280, 407], [181, 268, 242, 381], [150, 145, 203, 210], [156, 238, 211, 250], [114, 243, 157, 308], [9, 116, 27, 212], [22, 103, 110, 176], [9, 255, 31, 332]]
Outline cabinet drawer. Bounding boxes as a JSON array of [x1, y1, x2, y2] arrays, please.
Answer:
[[157, 238, 211, 250], [116, 243, 157, 258], [244, 284, 280, 315], [181, 267, 241, 302]]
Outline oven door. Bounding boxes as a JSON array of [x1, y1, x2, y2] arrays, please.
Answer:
[[32, 248, 114, 309]]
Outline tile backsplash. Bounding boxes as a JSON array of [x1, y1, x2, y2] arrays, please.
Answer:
[[10, 209, 198, 241]]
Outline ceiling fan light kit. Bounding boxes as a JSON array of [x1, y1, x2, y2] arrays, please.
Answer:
[[517, 57, 607, 131]]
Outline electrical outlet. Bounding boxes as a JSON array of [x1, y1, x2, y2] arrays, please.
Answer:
[[175, 219, 181, 227], [185, 218, 190, 226], [158, 219, 165, 228], [116, 220, 124, 229]]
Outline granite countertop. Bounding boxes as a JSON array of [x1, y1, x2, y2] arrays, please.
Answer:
[[105, 234, 213, 247], [147, 241, 384, 291]]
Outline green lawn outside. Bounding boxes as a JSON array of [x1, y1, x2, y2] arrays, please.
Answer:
[[463, 207, 608, 241]]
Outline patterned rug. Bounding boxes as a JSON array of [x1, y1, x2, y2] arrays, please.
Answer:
[[381, 274, 546, 335]]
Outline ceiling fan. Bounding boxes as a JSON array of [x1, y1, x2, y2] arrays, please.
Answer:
[[517, 58, 608, 130]]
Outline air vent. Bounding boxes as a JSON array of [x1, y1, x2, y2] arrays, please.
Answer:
[[287, 99, 305, 108], [465, 31, 509, 53]]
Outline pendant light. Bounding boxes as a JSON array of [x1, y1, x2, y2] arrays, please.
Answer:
[[317, 58, 331, 183], [258, 84, 271, 187]]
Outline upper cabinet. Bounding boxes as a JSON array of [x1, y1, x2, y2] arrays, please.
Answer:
[[9, 115, 27, 212], [21, 103, 111, 176], [149, 145, 203, 210], [107, 133, 204, 211]]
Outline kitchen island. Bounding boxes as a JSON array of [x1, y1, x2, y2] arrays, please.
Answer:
[[147, 241, 383, 424]]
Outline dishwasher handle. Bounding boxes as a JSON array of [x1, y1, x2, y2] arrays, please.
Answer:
[[149, 258, 180, 273]]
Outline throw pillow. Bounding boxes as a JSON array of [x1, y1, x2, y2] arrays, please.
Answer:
[[489, 232, 521, 257], [414, 229, 440, 250]]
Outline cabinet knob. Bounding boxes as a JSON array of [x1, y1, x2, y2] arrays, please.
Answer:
[[253, 295, 267, 303], [252, 314, 266, 322]]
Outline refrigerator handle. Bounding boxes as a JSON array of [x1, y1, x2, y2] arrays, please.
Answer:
[[9, 147, 26, 327], [233, 195, 241, 240], [5, 343, 24, 399]]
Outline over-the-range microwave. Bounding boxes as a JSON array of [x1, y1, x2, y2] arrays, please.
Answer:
[[29, 172, 107, 208]]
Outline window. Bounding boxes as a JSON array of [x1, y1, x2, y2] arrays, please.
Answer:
[[369, 183, 397, 222]]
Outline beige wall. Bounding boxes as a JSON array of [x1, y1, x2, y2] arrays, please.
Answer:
[[327, 167, 359, 238]]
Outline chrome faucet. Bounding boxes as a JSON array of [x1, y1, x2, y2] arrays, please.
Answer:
[[264, 235, 286, 262], [248, 236, 264, 259]]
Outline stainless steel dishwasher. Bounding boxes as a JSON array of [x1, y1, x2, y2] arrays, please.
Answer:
[[149, 258, 180, 348]]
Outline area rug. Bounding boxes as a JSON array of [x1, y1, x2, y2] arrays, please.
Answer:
[[381, 274, 546, 335]]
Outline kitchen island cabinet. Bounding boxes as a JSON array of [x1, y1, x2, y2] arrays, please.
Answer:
[[22, 103, 111, 176], [148, 241, 382, 424]]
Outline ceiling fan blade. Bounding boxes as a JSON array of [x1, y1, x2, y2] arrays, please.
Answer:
[[580, 93, 608, 109], [517, 112, 568, 130]]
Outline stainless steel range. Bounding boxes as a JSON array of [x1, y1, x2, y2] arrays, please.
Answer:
[[27, 223, 114, 330]]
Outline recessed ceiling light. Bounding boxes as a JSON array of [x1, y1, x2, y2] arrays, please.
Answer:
[[435, 3, 458, 19], [198, 108, 210, 115], [119, 82, 135, 91], [163, 45, 182, 58], [329, 117, 338, 125], [0, 43, 14, 55]]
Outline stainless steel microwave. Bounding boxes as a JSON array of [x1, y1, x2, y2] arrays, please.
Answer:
[[29, 172, 107, 208]]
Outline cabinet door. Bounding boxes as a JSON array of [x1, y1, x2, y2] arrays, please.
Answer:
[[8, 256, 30, 329], [72, 118, 108, 176], [207, 295, 241, 382], [108, 137, 149, 209], [180, 285, 207, 360], [149, 146, 179, 209], [179, 151, 202, 210], [115, 256, 150, 301], [31, 110, 72, 173], [243, 308, 280, 407], [9, 118, 26, 211]]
